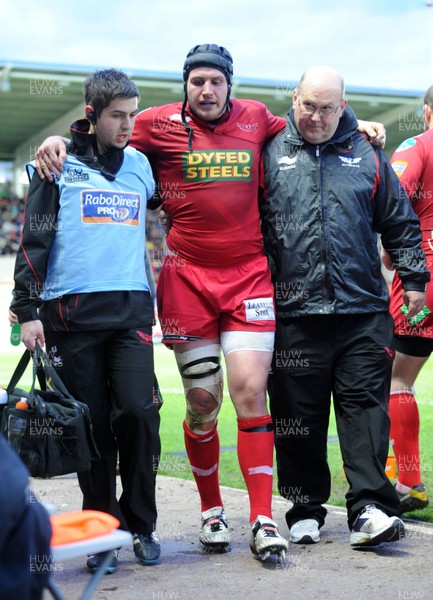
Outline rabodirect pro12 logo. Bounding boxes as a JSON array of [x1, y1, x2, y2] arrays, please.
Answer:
[[183, 150, 253, 181], [81, 190, 141, 225]]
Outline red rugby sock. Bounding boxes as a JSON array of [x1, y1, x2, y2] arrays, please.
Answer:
[[183, 420, 223, 512], [389, 391, 421, 487], [237, 415, 274, 523]]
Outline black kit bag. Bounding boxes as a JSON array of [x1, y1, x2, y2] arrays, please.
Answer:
[[1, 344, 100, 478]]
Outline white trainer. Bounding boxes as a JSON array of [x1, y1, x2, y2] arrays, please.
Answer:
[[199, 506, 230, 552], [250, 515, 288, 561], [350, 504, 405, 546], [290, 519, 320, 544]]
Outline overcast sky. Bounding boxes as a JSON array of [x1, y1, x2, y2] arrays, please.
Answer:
[[1, 0, 433, 94]]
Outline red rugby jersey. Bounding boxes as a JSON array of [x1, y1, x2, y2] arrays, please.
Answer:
[[389, 128, 433, 336], [130, 99, 284, 266], [391, 128, 433, 235]]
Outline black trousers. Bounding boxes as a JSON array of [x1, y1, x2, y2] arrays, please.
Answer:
[[268, 312, 401, 529], [45, 327, 160, 535]]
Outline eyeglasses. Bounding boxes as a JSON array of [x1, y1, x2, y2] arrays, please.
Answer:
[[298, 100, 342, 117]]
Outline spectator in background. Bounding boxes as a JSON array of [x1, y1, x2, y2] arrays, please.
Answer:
[[0, 190, 23, 255]]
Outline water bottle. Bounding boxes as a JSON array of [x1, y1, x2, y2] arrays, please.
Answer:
[[8, 397, 29, 452], [8, 396, 40, 473], [15, 397, 29, 410], [10, 322, 21, 346]]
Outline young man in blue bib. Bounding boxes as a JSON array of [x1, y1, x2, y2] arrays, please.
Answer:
[[11, 69, 161, 571]]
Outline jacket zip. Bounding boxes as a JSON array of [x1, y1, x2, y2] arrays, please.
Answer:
[[315, 144, 330, 314]]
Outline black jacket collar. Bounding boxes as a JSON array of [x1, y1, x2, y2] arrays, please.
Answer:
[[68, 119, 124, 181]]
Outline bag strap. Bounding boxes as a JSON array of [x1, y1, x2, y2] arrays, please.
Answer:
[[5, 347, 40, 409], [25, 345, 76, 409], [32, 344, 73, 399], [6, 347, 58, 394], [6, 345, 74, 408], [6, 349, 32, 394]]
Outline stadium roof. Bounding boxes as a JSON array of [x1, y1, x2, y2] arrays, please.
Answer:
[[0, 60, 427, 169]]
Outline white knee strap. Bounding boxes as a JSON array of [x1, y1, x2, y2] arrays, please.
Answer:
[[175, 344, 223, 423]]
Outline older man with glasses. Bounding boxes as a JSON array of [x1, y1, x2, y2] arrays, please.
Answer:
[[260, 65, 429, 548]]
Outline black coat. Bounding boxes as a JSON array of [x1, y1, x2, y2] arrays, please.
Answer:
[[260, 106, 429, 318]]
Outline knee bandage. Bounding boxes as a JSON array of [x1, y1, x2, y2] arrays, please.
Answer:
[[175, 344, 223, 423]]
